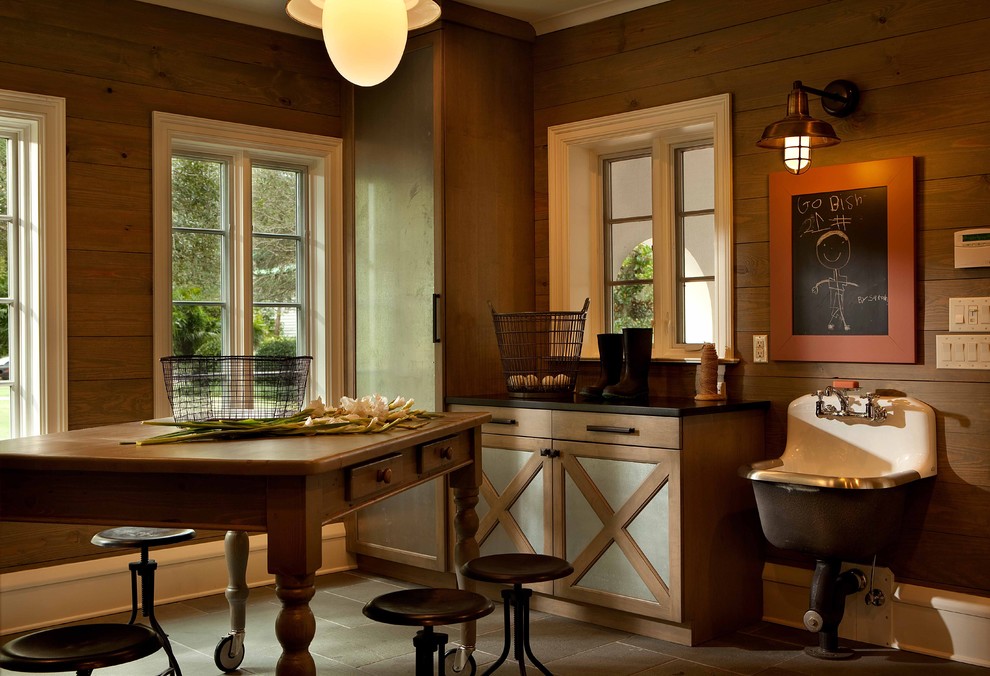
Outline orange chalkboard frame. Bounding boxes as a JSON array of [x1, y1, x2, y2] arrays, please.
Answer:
[[769, 156, 916, 363]]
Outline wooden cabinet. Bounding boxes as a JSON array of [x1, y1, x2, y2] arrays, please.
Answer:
[[449, 400, 767, 646], [346, 7, 535, 568]]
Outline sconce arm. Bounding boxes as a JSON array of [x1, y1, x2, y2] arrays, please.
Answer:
[[796, 79, 860, 118]]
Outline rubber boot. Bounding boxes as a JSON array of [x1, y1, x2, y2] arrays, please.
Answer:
[[602, 328, 652, 399], [579, 334, 624, 398]]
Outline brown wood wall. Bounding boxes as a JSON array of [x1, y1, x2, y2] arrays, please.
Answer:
[[0, 0, 986, 599], [534, 0, 990, 596], [0, 0, 343, 571]]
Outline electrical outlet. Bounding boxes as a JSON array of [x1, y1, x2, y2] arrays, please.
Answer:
[[753, 335, 768, 363]]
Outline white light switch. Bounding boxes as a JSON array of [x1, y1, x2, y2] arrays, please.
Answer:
[[937, 334, 990, 369], [949, 297, 990, 332]]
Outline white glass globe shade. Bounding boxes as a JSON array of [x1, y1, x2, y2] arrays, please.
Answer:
[[322, 0, 408, 87]]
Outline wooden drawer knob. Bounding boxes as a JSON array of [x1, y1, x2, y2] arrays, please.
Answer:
[[376, 467, 393, 484], [439, 446, 453, 460]]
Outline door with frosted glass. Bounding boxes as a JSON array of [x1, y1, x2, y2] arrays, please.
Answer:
[[349, 44, 444, 569], [553, 440, 681, 621]]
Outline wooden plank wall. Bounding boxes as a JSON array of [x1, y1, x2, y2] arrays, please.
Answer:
[[0, 0, 343, 572], [533, 0, 989, 595]]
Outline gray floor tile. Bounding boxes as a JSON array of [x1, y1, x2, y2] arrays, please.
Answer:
[[2, 570, 982, 676]]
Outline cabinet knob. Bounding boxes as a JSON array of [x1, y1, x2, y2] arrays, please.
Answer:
[[376, 467, 393, 484], [439, 446, 453, 460]]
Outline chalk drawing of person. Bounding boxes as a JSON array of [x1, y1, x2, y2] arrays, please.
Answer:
[[811, 229, 858, 331]]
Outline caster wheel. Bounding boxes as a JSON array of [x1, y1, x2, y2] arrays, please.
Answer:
[[443, 648, 477, 675], [214, 634, 245, 672]]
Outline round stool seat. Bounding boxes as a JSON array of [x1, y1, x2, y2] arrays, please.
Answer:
[[0, 623, 162, 672], [91, 527, 196, 549], [363, 588, 495, 627], [462, 553, 573, 585]]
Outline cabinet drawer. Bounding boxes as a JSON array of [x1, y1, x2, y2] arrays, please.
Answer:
[[448, 405, 551, 438], [345, 453, 406, 502], [418, 433, 469, 475], [551, 410, 680, 449]]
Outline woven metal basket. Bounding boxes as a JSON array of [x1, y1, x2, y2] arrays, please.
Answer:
[[490, 299, 590, 398], [161, 355, 312, 421]]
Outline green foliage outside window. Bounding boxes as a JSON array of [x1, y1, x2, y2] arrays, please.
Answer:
[[611, 241, 654, 332]]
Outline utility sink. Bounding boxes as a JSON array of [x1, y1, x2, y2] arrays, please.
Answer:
[[740, 385, 937, 658], [741, 387, 936, 562]]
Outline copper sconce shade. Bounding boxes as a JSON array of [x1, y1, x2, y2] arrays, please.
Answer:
[[757, 79, 860, 174]]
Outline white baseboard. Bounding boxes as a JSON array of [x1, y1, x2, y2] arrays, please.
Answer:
[[762, 562, 990, 668], [0, 523, 356, 636]]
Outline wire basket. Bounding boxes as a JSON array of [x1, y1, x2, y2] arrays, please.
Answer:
[[490, 298, 590, 398], [161, 356, 312, 422]]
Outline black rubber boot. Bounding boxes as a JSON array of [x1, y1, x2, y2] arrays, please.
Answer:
[[602, 328, 652, 399], [579, 333, 623, 398]]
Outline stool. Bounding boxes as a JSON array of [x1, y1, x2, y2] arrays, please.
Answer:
[[362, 587, 495, 676], [0, 623, 162, 675], [90, 526, 197, 676], [461, 553, 573, 676]]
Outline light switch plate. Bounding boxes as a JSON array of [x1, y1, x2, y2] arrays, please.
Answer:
[[936, 334, 990, 369], [949, 297, 990, 332]]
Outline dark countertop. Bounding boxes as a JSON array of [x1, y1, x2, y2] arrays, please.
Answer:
[[446, 393, 770, 418]]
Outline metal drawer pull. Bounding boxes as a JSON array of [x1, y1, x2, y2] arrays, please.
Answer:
[[586, 425, 637, 434], [490, 418, 518, 426]]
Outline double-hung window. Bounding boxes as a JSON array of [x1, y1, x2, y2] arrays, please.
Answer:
[[152, 113, 344, 417], [548, 94, 733, 360], [0, 89, 66, 439]]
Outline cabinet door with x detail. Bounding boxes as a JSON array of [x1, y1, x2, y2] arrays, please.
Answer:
[[552, 439, 682, 622]]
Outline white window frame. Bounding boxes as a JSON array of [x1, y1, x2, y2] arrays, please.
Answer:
[[0, 89, 67, 436], [152, 112, 344, 417], [547, 94, 734, 361]]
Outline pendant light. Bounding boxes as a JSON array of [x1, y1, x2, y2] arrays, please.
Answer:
[[285, 0, 441, 87], [756, 80, 859, 175]]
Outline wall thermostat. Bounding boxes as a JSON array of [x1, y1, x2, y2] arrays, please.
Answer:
[[955, 228, 990, 268]]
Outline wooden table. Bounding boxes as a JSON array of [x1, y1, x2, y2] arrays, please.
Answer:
[[0, 411, 489, 675]]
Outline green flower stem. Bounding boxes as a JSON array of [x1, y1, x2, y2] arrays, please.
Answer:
[[131, 406, 441, 445]]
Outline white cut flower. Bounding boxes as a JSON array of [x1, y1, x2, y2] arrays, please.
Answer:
[[305, 397, 328, 418], [339, 393, 391, 420]]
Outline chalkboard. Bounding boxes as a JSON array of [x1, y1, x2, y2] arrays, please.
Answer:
[[790, 186, 888, 336]]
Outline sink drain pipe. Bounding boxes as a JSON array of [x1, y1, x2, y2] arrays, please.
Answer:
[[802, 558, 867, 659]]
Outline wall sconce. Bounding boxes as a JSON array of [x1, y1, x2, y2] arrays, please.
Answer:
[[286, 0, 441, 87], [756, 80, 859, 174]]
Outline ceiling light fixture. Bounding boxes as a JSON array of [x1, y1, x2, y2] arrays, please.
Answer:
[[756, 80, 860, 175], [285, 0, 441, 87]]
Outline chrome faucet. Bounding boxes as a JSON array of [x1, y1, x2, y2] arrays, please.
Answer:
[[815, 385, 887, 422]]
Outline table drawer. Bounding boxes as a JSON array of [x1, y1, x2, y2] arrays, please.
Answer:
[[418, 433, 469, 475], [551, 410, 681, 449], [448, 405, 551, 438], [345, 453, 406, 502]]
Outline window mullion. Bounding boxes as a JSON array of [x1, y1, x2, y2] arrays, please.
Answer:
[[228, 153, 252, 355], [652, 137, 675, 357]]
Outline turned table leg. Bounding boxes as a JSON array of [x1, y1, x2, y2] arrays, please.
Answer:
[[274, 573, 317, 676]]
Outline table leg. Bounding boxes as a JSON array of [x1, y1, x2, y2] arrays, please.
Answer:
[[451, 454, 482, 654], [274, 573, 317, 676], [215, 530, 249, 671]]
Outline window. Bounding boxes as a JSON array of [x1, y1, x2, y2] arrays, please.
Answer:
[[548, 94, 733, 360], [0, 89, 67, 438], [153, 113, 344, 417], [169, 156, 306, 357]]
